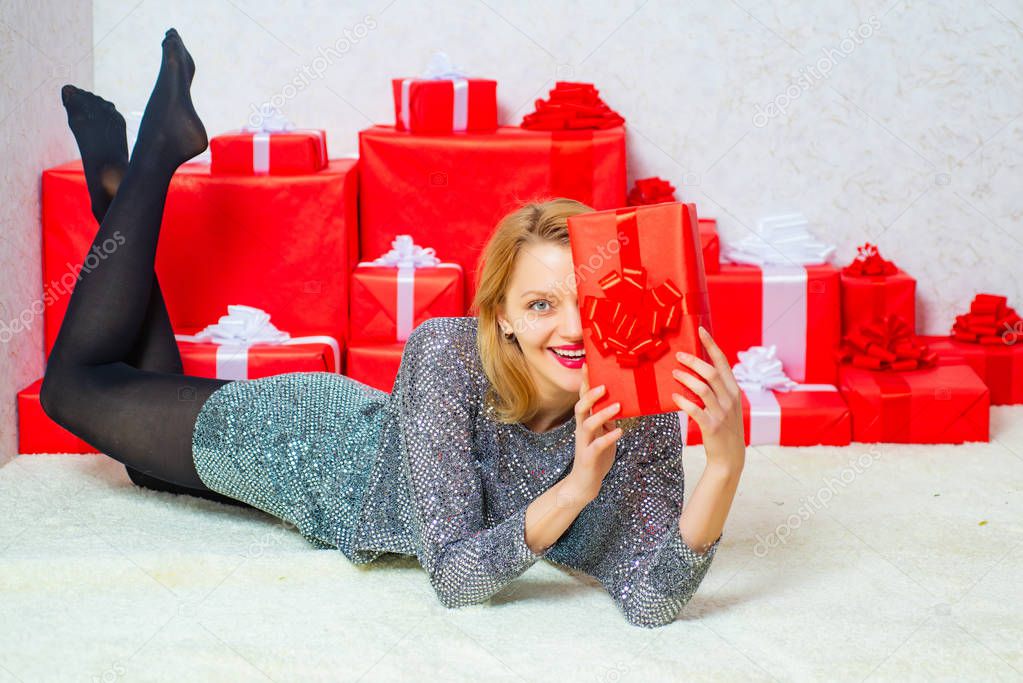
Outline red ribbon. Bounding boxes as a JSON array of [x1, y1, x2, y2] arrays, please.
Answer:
[[627, 177, 677, 206], [950, 293, 1022, 345], [843, 242, 898, 277], [836, 314, 937, 371], [521, 81, 625, 131]]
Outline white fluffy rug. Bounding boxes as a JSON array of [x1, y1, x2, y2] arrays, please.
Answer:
[[2, 407, 1022, 682]]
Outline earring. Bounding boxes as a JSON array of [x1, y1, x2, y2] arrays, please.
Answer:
[[502, 326, 514, 340]]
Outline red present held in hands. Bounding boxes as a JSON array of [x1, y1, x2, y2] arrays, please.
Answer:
[[567, 202, 711, 419], [521, 82, 625, 131]]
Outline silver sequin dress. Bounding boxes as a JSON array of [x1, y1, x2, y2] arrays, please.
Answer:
[[191, 316, 722, 628]]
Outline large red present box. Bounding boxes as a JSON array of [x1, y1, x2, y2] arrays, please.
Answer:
[[838, 363, 989, 443], [567, 202, 712, 419], [359, 125, 627, 303], [706, 263, 841, 383], [350, 239, 464, 343], [686, 345, 850, 446], [345, 342, 404, 393], [41, 159, 358, 357], [18, 378, 98, 454], [840, 243, 915, 335], [392, 77, 497, 134], [210, 129, 328, 176], [922, 336, 1023, 405]]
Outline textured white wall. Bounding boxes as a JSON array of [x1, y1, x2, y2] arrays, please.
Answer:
[[1, 1, 93, 464], [87, 0, 1021, 339]]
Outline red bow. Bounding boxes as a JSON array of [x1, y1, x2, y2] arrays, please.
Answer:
[[582, 265, 684, 368], [836, 315, 937, 371], [951, 293, 1022, 345], [627, 177, 677, 206], [520, 82, 625, 131], [842, 242, 898, 277]]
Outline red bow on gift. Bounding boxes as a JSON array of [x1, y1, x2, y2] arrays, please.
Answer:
[[627, 177, 677, 206], [520, 82, 625, 131], [836, 315, 937, 371], [581, 265, 684, 368], [951, 293, 1022, 345], [843, 242, 898, 277]]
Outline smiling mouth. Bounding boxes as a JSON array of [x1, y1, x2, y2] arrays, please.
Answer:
[[549, 348, 585, 359]]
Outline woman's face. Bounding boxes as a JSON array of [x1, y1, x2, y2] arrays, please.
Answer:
[[497, 241, 585, 402]]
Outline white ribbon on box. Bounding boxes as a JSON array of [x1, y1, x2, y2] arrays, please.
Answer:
[[359, 235, 463, 341], [721, 213, 835, 382], [733, 345, 837, 445], [400, 52, 470, 132], [174, 304, 341, 380], [241, 104, 328, 175]]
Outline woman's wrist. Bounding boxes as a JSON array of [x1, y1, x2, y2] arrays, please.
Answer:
[[562, 470, 600, 506]]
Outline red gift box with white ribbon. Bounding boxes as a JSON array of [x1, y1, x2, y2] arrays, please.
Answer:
[[174, 305, 341, 380], [210, 108, 328, 176], [350, 236, 464, 343], [710, 213, 841, 384], [686, 345, 851, 446], [392, 53, 497, 134]]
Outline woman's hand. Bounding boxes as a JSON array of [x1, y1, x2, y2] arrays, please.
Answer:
[[670, 326, 746, 474], [566, 362, 624, 501]]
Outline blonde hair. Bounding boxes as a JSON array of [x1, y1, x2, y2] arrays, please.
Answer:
[[470, 198, 641, 433]]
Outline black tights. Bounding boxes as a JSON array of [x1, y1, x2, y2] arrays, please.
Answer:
[[40, 29, 249, 508]]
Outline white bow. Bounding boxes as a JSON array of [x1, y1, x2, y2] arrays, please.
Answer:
[[191, 304, 291, 345], [421, 51, 468, 80], [732, 345, 798, 393], [243, 103, 295, 133], [364, 235, 442, 269], [722, 213, 835, 266]]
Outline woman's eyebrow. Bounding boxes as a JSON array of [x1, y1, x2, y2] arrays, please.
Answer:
[[520, 289, 556, 299]]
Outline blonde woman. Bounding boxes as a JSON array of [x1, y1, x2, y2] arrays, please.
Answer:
[[42, 29, 745, 628]]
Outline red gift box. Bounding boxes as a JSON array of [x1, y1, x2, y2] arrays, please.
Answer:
[[17, 378, 99, 454], [345, 342, 404, 393], [838, 364, 989, 443], [210, 129, 328, 175], [699, 218, 720, 275], [706, 263, 841, 383], [392, 77, 497, 134], [567, 202, 712, 419], [919, 293, 1023, 404], [351, 237, 464, 343], [359, 125, 626, 303], [41, 159, 358, 358], [840, 243, 916, 335], [686, 345, 850, 446]]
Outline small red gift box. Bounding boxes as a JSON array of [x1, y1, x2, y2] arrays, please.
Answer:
[[836, 316, 989, 443], [17, 378, 99, 454], [567, 202, 712, 419], [345, 342, 404, 393], [350, 236, 464, 343], [840, 243, 916, 335], [359, 125, 626, 304], [210, 129, 328, 176], [392, 78, 497, 134], [174, 305, 340, 380], [42, 159, 358, 358], [686, 346, 850, 446], [920, 293, 1023, 404]]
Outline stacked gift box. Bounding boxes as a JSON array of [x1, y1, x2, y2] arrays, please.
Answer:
[[19, 53, 1018, 454]]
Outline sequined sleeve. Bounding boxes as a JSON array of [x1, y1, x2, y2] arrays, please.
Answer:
[[396, 318, 546, 608], [596, 412, 722, 628]]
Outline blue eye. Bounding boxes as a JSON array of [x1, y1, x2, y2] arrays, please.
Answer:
[[529, 299, 552, 312]]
